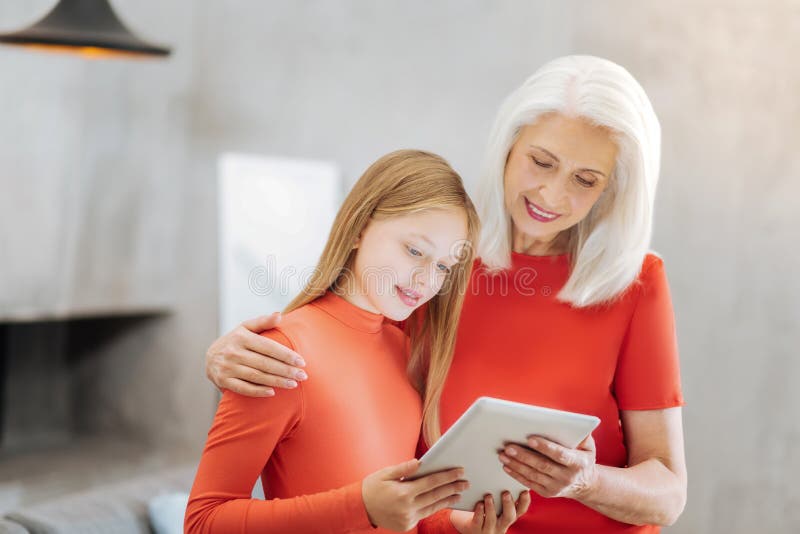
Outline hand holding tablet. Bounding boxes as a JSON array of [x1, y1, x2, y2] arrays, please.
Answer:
[[411, 397, 601, 514]]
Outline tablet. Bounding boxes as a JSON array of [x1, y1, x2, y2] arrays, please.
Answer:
[[412, 397, 600, 513]]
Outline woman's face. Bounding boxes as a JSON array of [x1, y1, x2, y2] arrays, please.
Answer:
[[346, 207, 468, 321], [503, 113, 618, 253]]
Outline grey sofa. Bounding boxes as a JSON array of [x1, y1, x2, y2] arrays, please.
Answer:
[[0, 465, 195, 534]]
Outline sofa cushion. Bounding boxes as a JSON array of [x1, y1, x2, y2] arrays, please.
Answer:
[[0, 519, 28, 534], [5, 465, 195, 534]]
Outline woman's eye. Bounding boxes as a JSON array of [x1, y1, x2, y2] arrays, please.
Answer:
[[575, 175, 597, 188], [407, 246, 423, 257], [437, 263, 451, 274], [532, 157, 553, 169]]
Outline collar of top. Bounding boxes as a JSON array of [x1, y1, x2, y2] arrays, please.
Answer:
[[510, 250, 570, 269], [311, 291, 385, 333]]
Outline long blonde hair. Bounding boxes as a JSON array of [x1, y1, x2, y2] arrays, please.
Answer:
[[285, 149, 480, 446]]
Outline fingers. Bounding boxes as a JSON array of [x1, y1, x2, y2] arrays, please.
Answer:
[[417, 493, 462, 520], [415, 479, 469, 508], [240, 312, 282, 332], [382, 459, 420, 480], [500, 447, 557, 479], [235, 349, 307, 384], [525, 438, 572, 467], [470, 502, 485, 530], [224, 377, 275, 397], [515, 490, 531, 516], [502, 464, 549, 496], [407, 467, 465, 495], [230, 362, 300, 390], [246, 330, 306, 368], [496, 491, 517, 530], [482, 494, 497, 531], [500, 452, 554, 486]]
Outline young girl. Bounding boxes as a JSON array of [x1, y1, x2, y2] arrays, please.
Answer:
[[185, 150, 529, 534]]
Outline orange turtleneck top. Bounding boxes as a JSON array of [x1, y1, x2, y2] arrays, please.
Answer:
[[185, 291, 424, 534]]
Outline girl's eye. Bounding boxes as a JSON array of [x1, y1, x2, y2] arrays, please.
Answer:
[[532, 156, 553, 169], [437, 263, 451, 274], [407, 246, 423, 257], [575, 174, 597, 188]]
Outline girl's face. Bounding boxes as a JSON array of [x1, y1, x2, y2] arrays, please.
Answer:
[[503, 113, 618, 254], [345, 207, 469, 321]]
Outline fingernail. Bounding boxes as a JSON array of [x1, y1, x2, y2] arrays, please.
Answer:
[[294, 357, 306, 367], [503, 466, 511, 473], [285, 379, 298, 388], [295, 370, 308, 380], [505, 447, 517, 457], [499, 454, 510, 464], [528, 437, 538, 447]]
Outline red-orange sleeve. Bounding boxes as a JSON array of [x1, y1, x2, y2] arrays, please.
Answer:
[[614, 256, 685, 410], [184, 329, 374, 534], [418, 510, 459, 534]]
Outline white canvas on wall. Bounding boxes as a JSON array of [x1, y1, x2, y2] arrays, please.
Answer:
[[218, 153, 341, 335]]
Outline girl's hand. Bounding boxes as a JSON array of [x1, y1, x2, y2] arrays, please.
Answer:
[[450, 491, 531, 533], [362, 459, 469, 532], [205, 313, 308, 397], [499, 435, 598, 500]]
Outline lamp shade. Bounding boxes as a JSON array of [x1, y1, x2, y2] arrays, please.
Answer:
[[0, 0, 170, 58]]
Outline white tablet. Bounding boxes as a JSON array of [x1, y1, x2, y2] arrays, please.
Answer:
[[413, 397, 600, 513]]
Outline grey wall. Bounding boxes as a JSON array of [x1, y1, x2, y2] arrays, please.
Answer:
[[572, 2, 800, 531], [1, 1, 798, 532]]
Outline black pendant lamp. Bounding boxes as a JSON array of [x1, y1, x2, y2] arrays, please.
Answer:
[[0, 0, 170, 59]]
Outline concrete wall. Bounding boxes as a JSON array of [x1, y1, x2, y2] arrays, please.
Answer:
[[1, 1, 798, 532], [572, 3, 800, 531]]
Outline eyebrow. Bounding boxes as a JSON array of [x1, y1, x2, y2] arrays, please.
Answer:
[[529, 145, 609, 178], [409, 232, 435, 248]]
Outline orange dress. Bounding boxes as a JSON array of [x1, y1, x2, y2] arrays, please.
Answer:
[[420, 252, 684, 534], [185, 291, 423, 533]]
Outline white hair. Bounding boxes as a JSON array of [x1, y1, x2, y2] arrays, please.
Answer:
[[476, 55, 661, 307]]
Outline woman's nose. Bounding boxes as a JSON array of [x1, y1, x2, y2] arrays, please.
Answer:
[[539, 173, 569, 208]]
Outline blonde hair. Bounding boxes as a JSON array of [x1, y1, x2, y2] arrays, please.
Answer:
[[476, 55, 661, 307], [286, 149, 480, 445]]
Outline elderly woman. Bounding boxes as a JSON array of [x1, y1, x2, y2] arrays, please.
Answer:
[[204, 55, 687, 533]]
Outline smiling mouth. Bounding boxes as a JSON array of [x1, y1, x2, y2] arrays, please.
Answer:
[[396, 285, 421, 306], [524, 197, 562, 222]]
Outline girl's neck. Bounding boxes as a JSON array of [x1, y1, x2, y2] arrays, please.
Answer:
[[334, 276, 381, 315]]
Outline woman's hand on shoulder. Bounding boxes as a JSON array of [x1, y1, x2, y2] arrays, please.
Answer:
[[205, 312, 308, 397]]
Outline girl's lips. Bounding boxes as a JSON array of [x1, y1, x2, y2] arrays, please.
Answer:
[[396, 285, 421, 307], [524, 197, 562, 223]]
